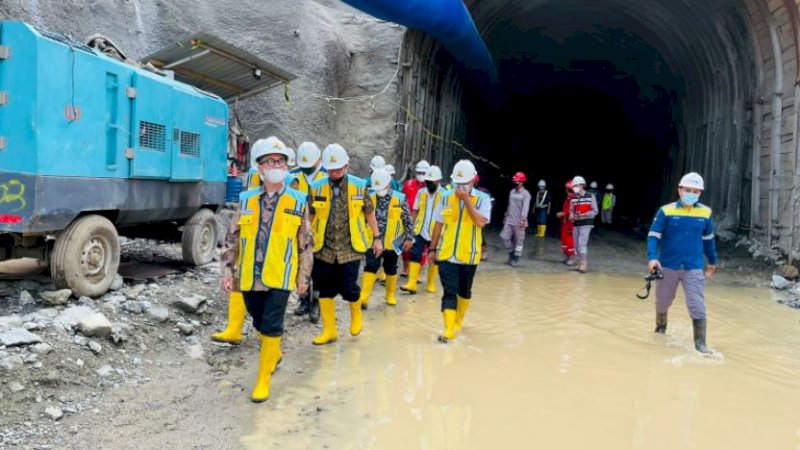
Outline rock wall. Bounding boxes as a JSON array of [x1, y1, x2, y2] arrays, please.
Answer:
[[0, 0, 404, 174]]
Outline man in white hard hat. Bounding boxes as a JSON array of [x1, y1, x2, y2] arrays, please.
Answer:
[[384, 164, 402, 192], [370, 155, 386, 172], [308, 144, 382, 345], [601, 183, 616, 226], [428, 160, 491, 342], [401, 159, 432, 276], [647, 172, 717, 354], [286, 147, 297, 169], [289, 142, 327, 321], [401, 165, 444, 294], [534, 179, 550, 237], [213, 136, 287, 345], [220, 139, 313, 402], [358, 168, 415, 308], [569, 176, 598, 273]]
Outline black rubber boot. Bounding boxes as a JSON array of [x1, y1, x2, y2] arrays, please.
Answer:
[[506, 251, 514, 265], [308, 296, 320, 324], [692, 319, 711, 354], [510, 254, 520, 267], [294, 297, 310, 316], [654, 313, 667, 333]]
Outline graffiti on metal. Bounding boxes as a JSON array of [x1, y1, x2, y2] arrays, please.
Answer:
[[0, 179, 27, 211]]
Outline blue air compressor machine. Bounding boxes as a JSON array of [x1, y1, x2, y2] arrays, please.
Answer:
[[0, 21, 267, 297]]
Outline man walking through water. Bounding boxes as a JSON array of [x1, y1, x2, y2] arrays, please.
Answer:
[[647, 172, 717, 354]]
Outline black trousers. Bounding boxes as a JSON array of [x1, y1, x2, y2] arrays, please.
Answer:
[[410, 235, 432, 263], [438, 261, 477, 311], [365, 248, 399, 275], [312, 258, 361, 302], [243, 289, 291, 337]]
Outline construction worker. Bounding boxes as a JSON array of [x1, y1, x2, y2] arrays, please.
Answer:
[[401, 165, 444, 294], [289, 142, 327, 321], [401, 160, 431, 276], [370, 155, 386, 172], [286, 147, 297, 169], [569, 176, 598, 273], [384, 164, 403, 192], [647, 172, 717, 354], [428, 160, 491, 342], [588, 181, 600, 201], [220, 139, 313, 402], [309, 144, 382, 345], [534, 180, 551, 237], [212, 136, 286, 345], [556, 180, 577, 266], [601, 183, 616, 226], [501, 172, 531, 267], [359, 168, 415, 308]]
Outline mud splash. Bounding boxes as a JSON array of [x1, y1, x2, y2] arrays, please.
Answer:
[[240, 272, 800, 449]]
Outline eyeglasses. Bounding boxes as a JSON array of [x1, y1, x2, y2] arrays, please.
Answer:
[[258, 158, 288, 168]]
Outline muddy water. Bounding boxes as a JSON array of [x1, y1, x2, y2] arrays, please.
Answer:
[[240, 272, 800, 449]]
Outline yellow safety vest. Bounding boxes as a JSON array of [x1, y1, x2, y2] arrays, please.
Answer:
[[236, 186, 307, 291], [602, 193, 615, 211], [437, 189, 489, 265], [413, 189, 442, 236], [366, 191, 406, 250], [309, 174, 370, 253], [290, 167, 327, 196]]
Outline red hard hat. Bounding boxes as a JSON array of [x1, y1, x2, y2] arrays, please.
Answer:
[[512, 172, 527, 182], [565, 180, 573, 189]]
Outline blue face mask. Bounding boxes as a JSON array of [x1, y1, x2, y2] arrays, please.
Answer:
[[681, 192, 700, 206]]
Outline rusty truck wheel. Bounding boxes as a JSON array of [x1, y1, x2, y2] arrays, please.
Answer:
[[51, 215, 121, 298], [182, 208, 217, 266]]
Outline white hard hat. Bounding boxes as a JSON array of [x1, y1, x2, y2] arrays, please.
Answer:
[[606, 183, 614, 190], [679, 172, 704, 190], [424, 165, 443, 181], [251, 136, 289, 168], [451, 160, 477, 184], [297, 142, 321, 168], [415, 160, 431, 173], [286, 147, 296, 167], [321, 144, 349, 170], [370, 155, 386, 171], [384, 164, 396, 175], [572, 175, 586, 186], [537, 179, 546, 188], [370, 168, 392, 192], [590, 181, 598, 188]]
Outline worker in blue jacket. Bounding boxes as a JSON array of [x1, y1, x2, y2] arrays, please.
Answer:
[[647, 172, 717, 354]]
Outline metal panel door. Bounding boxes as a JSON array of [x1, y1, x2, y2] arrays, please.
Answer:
[[129, 72, 172, 179], [170, 91, 204, 181]]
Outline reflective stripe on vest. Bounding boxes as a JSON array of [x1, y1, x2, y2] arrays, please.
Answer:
[[310, 174, 370, 253], [414, 189, 442, 236], [437, 190, 485, 265], [368, 191, 406, 249], [237, 187, 306, 291]]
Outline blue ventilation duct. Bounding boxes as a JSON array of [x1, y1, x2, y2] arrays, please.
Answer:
[[341, 0, 500, 98]]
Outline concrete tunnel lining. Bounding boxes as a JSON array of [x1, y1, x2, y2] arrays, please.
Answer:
[[388, 0, 800, 252]]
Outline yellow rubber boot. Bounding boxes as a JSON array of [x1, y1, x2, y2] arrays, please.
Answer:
[[350, 301, 363, 336], [400, 262, 421, 294], [385, 275, 398, 305], [251, 335, 281, 402], [211, 291, 246, 344], [359, 272, 378, 310], [426, 264, 439, 293], [312, 298, 338, 345], [440, 309, 457, 342], [377, 268, 386, 282], [541, 225, 547, 237], [454, 296, 471, 334]]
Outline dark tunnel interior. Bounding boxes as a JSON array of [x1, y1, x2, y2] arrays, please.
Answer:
[[443, 0, 756, 231]]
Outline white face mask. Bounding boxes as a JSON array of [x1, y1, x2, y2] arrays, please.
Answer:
[[376, 188, 390, 197], [457, 183, 472, 193], [572, 186, 581, 194], [262, 168, 287, 184], [416, 174, 425, 182]]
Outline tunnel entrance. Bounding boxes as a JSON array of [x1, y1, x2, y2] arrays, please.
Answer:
[[394, 0, 794, 239]]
